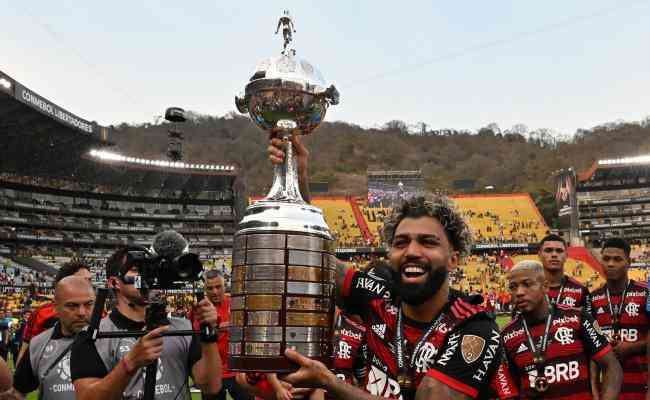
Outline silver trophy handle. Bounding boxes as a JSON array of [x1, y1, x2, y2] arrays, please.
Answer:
[[264, 121, 305, 203]]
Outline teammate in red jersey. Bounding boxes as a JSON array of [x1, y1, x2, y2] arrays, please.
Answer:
[[589, 237, 650, 400], [538, 234, 590, 309], [503, 259, 621, 399], [332, 312, 367, 387]]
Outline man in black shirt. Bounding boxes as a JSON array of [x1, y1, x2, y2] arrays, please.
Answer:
[[70, 248, 222, 400]]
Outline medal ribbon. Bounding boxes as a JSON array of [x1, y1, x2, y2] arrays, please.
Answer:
[[521, 306, 555, 386], [605, 280, 631, 338], [395, 306, 444, 388], [548, 276, 566, 306]]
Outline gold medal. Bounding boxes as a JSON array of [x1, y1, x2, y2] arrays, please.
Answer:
[[397, 374, 412, 389], [534, 376, 549, 392]]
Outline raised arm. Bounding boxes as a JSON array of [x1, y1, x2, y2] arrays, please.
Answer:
[[268, 132, 311, 203]]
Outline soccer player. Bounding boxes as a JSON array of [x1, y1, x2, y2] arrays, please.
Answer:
[[503, 260, 622, 399], [538, 234, 590, 308], [267, 134, 518, 400], [589, 237, 650, 400]]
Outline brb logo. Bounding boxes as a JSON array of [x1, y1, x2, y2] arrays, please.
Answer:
[[528, 361, 580, 387]]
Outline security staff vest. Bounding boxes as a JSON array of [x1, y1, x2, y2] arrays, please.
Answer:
[[29, 327, 76, 400], [94, 317, 193, 400]]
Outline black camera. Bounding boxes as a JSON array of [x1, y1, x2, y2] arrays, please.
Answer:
[[126, 230, 202, 290]]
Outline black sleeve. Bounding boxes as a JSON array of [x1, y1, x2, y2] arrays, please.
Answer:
[[187, 334, 202, 370], [341, 270, 391, 316], [12, 345, 39, 394], [579, 309, 610, 360], [425, 318, 502, 399], [582, 288, 591, 313], [70, 330, 109, 381]]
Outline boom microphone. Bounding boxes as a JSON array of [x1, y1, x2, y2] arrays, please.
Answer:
[[151, 230, 188, 260]]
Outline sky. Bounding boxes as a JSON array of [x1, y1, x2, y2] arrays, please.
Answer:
[[2, 1, 650, 136]]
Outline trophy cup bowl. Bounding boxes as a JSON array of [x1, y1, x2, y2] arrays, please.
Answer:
[[230, 39, 340, 372]]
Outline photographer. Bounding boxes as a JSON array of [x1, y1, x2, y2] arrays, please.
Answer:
[[70, 248, 222, 400]]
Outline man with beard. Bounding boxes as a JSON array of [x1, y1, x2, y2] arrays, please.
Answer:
[[266, 133, 517, 400], [538, 234, 590, 309], [502, 260, 621, 399], [588, 238, 650, 400], [69, 247, 222, 400], [7, 276, 95, 400]]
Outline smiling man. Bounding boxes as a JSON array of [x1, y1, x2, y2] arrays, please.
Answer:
[[538, 234, 590, 308], [588, 237, 650, 400], [265, 135, 518, 400], [502, 260, 621, 399]]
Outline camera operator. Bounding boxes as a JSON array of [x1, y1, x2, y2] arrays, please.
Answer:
[[70, 248, 222, 400], [6, 276, 95, 400]]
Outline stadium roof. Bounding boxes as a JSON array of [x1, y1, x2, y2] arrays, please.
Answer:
[[0, 70, 237, 186], [578, 157, 650, 182], [0, 69, 111, 174]]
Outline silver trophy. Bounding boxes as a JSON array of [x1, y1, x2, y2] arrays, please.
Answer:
[[230, 12, 340, 372]]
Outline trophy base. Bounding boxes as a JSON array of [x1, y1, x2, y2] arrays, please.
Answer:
[[229, 355, 333, 373], [229, 226, 336, 374]]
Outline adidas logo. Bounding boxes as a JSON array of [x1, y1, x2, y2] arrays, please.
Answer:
[[372, 324, 386, 339], [596, 307, 604, 315], [516, 343, 528, 354]]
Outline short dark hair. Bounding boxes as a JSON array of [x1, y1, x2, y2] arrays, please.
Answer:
[[602, 237, 631, 258], [105, 247, 138, 278], [55, 261, 90, 283], [539, 234, 566, 249]]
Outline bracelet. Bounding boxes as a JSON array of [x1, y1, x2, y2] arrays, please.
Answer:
[[121, 357, 136, 375]]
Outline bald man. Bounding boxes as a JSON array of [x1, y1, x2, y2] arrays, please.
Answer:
[[502, 261, 621, 399], [9, 276, 94, 400]]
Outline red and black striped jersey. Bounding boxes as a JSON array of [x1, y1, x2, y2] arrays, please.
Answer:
[[332, 313, 367, 385], [589, 280, 650, 400], [341, 269, 518, 400], [547, 275, 590, 309], [502, 305, 611, 400]]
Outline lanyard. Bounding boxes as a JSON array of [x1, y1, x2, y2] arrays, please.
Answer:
[[521, 307, 554, 378], [549, 276, 566, 306], [605, 280, 631, 333], [394, 306, 443, 389]]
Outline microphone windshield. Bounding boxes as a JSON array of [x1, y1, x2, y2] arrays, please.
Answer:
[[152, 230, 188, 260]]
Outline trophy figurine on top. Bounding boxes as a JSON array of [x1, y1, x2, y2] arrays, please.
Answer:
[[230, 11, 340, 372]]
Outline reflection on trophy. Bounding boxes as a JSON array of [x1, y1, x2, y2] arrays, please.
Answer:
[[230, 12, 340, 372]]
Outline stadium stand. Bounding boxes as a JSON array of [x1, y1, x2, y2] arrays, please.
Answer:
[[311, 197, 365, 248], [0, 70, 241, 317], [578, 159, 650, 252], [452, 194, 549, 244]]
